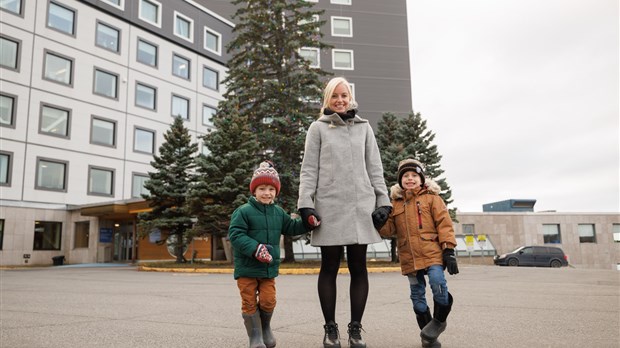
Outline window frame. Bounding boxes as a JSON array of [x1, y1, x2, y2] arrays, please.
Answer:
[[578, 224, 596, 243], [95, 20, 121, 54], [0, 151, 13, 187], [0, 219, 4, 250], [613, 224, 620, 243], [46, 0, 77, 37], [39, 102, 71, 139], [172, 53, 191, 80], [330, 0, 351, 4], [203, 27, 222, 55], [133, 127, 156, 154], [202, 103, 216, 127], [131, 172, 150, 198], [332, 49, 354, 70], [542, 224, 562, 244], [202, 66, 219, 91], [0, 0, 23, 17], [101, 0, 124, 10], [135, 82, 157, 111], [90, 115, 117, 148], [33, 221, 62, 251], [138, 0, 162, 28], [93, 67, 119, 100], [43, 49, 74, 87], [87, 165, 115, 197], [136, 38, 158, 67], [171, 94, 190, 120], [0, 92, 17, 128], [173, 11, 194, 43], [331, 16, 353, 37], [299, 47, 320, 68], [74, 221, 90, 249], [0, 35, 21, 72], [35, 156, 69, 192]]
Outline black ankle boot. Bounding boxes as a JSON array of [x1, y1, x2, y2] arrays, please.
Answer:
[[420, 293, 453, 342], [323, 321, 341, 348], [415, 309, 441, 348], [259, 309, 276, 348], [347, 321, 366, 348]]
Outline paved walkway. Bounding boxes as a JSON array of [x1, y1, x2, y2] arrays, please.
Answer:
[[1, 265, 618, 347]]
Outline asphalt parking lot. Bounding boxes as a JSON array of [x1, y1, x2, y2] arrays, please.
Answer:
[[1, 265, 618, 348]]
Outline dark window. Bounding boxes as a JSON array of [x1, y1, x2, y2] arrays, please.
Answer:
[[74, 221, 90, 248], [33, 221, 62, 250]]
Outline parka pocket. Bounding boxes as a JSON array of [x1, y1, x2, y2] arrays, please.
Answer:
[[420, 232, 439, 242]]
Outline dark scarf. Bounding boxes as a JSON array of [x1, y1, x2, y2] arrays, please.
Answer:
[[324, 108, 357, 121]]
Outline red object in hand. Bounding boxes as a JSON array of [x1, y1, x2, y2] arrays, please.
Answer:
[[255, 244, 273, 263], [308, 215, 321, 227]]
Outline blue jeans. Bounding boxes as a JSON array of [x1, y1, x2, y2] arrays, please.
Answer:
[[408, 265, 449, 313]]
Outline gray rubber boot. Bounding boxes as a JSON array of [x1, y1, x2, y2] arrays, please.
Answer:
[[259, 309, 276, 348], [420, 293, 453, 343], [323, 321, 341, 348], [415, 309, 441, 348], [347, 321, 366, 348], [242, 312, 267, 348]]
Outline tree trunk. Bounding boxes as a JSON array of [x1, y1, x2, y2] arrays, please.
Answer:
[[282, 235, 295, 263]]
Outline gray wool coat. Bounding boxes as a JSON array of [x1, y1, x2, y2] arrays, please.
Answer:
[[297, 111, 391, 246]]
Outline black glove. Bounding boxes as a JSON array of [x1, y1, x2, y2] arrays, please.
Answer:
[[371, 206, 392, 230], [442, 248, 459, 275], [299, 208, 322, 231]]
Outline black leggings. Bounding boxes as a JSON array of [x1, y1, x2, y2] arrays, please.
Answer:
[[318, 244, 369, 324]]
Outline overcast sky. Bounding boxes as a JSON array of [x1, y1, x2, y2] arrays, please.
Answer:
[[406, 0, 619, 213]]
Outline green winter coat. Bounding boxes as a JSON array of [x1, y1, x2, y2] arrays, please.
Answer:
[[228, 196, 308, 279]]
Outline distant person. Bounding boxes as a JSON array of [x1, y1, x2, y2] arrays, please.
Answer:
[[297, 76, 392, 348], [378, 159, 459, 348], [229, 161, 317, 348]]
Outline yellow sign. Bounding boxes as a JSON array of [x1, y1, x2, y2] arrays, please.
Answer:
[[465, 235, 475, 246], [477, 234, 487, 242]]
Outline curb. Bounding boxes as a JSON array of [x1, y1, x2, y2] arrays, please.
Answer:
[[138, 266, 401, 275]]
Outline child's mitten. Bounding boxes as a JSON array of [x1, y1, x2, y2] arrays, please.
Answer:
[[255, 244, 273, 263]]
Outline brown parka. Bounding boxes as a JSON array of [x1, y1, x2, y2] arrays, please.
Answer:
[[379, 180, 457, 275]]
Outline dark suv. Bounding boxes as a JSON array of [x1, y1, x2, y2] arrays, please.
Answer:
[[493, 246, 568, 268]]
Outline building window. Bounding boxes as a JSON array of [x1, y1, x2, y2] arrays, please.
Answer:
[[331, 17, 352, 37], [577, 224, 596, 243], [0, 151, 12, 186], [331, 0, 351, 4], [134, 127, 155, 154], [462, 224, 475, 235], [332, 49, 354, 70], [1, 93, 16, 127], [101, 0, 123, 10], [174, 11, 193, 42], [74, 221, 90, 248], [95, 21, 120, 53], [349, 83, 355, 99], [36, 157, 68, 191], [40, 103, 70, 138], [47, 1, 76, 36], [613, 224, 620, 243], [542, 224, 561, 244], [44, 50, 73, 86], [33, 221, 62, 250], [93, 68, 118, 99], [88, 166, 114, 196], [202, 104, 216, 127], [137, 39, 158, 67], [172, 54, 190, 80], [0, 219, 4, 250], [1, 0, 22, 15], [90, 116, 116, 147], [299, 47, 320, 68], [0, 35, 20, 71], [204, 28, 221, 55], [135, 83, 156, 110], [171, 95, 189, 120], [203, 66, 219, 91], [139, 0, 161, 27], [201, 144, 210, 156], [132, 173, 149, 198]]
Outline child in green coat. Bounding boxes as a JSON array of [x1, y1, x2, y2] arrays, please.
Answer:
[[229, 161, 319, 348]]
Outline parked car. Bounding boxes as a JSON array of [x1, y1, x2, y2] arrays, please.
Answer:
[[493, 246, 568, 268]]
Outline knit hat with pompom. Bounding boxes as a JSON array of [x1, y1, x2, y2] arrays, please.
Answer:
[[250, 161, 281, 196], [397, 159, 425, 189]]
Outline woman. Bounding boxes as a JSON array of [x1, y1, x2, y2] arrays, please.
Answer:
[[297, 77, 392, 348]]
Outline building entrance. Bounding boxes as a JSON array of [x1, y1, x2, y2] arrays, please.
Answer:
[[113, 223, 135, 261]]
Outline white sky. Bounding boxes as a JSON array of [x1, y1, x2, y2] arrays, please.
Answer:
[[407, 0, 619, 213]]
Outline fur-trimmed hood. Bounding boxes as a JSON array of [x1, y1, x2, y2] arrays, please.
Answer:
[[389, 179, 441, 201]]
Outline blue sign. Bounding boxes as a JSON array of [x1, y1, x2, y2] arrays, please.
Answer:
[[99, 228, 113, 243]]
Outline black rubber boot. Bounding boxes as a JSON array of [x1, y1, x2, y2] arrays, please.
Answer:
[[323, 321, 341, 348], [242, 312, 267, 348], [415, 309, 441, 348], [420, 293, 453, 343], [347, 321, 366, 348], [259, 310, 276, 348]]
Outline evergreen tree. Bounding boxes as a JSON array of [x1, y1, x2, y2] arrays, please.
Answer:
[[187, 97, 260, 247], [377, 111, 458, 261], [138, 117, 198, 263], [194, 0, 332, 262]]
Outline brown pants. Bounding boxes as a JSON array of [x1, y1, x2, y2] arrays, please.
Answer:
[[237, 277, 276, 314]]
